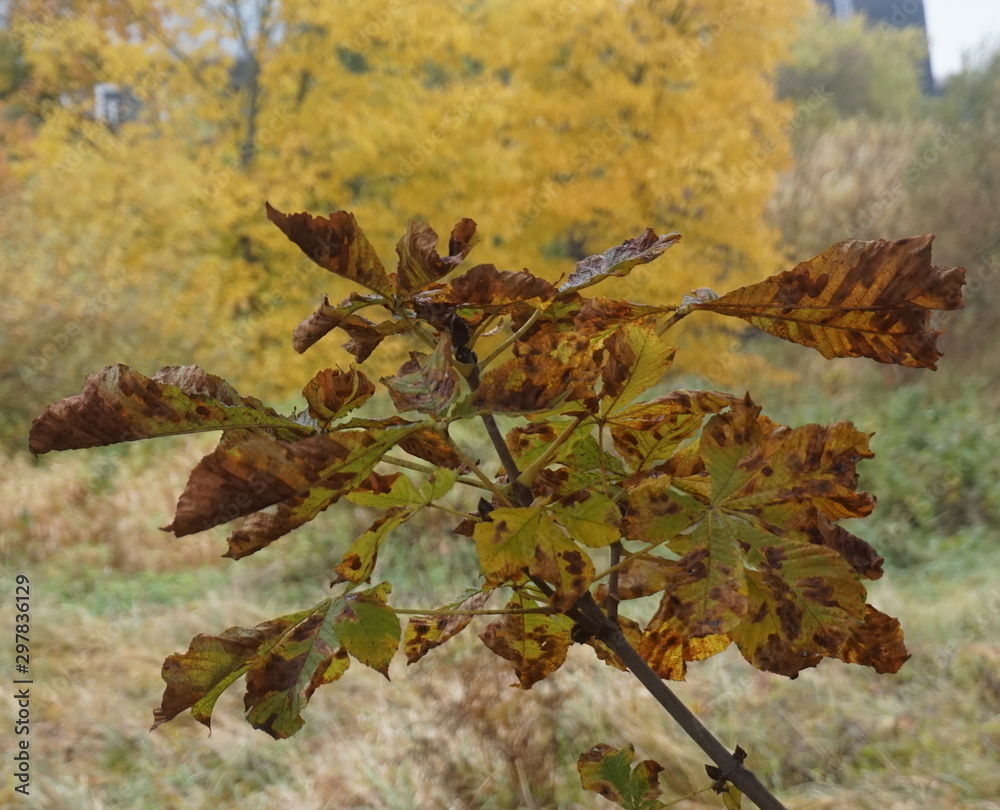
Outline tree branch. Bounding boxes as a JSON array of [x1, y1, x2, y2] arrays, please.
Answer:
[[571, 591, 787, 810]]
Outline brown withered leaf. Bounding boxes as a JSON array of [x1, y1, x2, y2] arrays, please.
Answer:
[[479, 598, 575, 688], [224, 480, 349, 559], [339, 315, 409, 363], [266, 202, 394, 297], [397, 426, 468, 470], [29, 364, 311, 454], [838, 605, 910, 674], [414, 264, 557, 316], [474, 328, 603, 414], [381, 333, 459, 417], [302, 366, 375, 423], [164, 426, 417, 536], [292, 293, 380, 354], [395, 218, 478, 294], [559, 229, 682, 296], [692, 235, 966, 369], [404, 589, 493, 664]]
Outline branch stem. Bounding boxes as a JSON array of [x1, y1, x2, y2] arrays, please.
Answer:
[[391, 606, 555, 616], [477, 307, 541, 371], [515, 416, 585, 488], [380, 454, 488, 491], [571, 591, 787, 810], [444, 434, 513, 506]]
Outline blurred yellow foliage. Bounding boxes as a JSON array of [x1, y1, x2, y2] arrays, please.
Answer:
[[1, 0, 807, 442]]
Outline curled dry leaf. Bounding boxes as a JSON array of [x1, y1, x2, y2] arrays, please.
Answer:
[[559, 228, 682, 295], [381, 333, 460, 417], [302, 366, 376, 423], [395, 218, 478, 294], [165, 426, 417, 536], [292, 293, 380, 354], [265, 202, 394, 296]]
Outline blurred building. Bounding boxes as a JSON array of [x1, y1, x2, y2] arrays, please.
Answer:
[[817, 0, 935, 90]]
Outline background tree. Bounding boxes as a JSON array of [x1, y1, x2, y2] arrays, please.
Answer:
[[0, 0, 807, 446]]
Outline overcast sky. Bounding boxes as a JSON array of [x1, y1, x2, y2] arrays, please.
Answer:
[[924, 0, 1000, 78]]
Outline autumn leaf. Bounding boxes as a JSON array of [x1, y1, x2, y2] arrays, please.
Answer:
[[330, 582, 400, 678], [576, 298, 678, 332], [474, 328, 603, 414], [413, 264, 557, 318], [691, 235, 966, 369], [404, 589, 493, 664], [549, 492, 622, 548], [394, 218, 478, 294], [479, 597, 575, 688], [152, 601, 349, 739], [28, 365, 312, 454], [473, 507, 553, 583], [397, 426, 468, 470], [529, 524, 596, 611], [605, 389, 737, 472], [292, 293, 382, 354], [302, 366, 375, 423], [224, 479, 352, 559], [594, 553, 674, 602], [165, 425, 418, 536], [577, 743, 666, 810], [625, 396, 901, 678], [265, 203, 395, 297], [223, 448, 456, 560], [333, 508, 416, 584], [559, 229, 681, 296], [339, 315, 410, 363], [600, 323, 677, 417], [153, 583, 400, 739], [381, 333, 460, 417]]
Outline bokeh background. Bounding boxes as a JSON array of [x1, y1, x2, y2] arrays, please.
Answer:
[[1, 1, 999, 807]]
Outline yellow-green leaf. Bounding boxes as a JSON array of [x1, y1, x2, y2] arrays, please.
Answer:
[[473, 506, 553, 583], [333, 508, 417, 584], [479, 598, 574, 688], [577, 743, 667, 810], [600, 323, 676, 417], [332, 582, 400, 678], [550, 493, 621, 548]]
